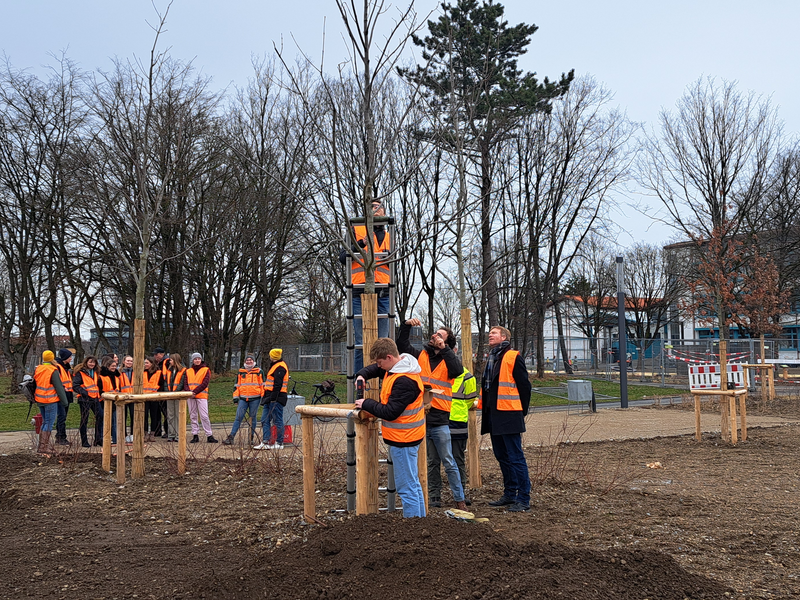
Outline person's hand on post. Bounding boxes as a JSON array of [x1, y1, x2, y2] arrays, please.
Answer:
[[355, 398, 365, 408], [405, 318, 421, 327]]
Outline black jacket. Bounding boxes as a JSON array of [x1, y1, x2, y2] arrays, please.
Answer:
[[480, 345, 531, 436], [396, 323, 462, 427], [264, 363, 288, 406], [356, 363, 423, 448]]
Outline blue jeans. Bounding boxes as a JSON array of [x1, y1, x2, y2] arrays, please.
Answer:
[[426, 425, 465, 502], [388, 444, 426, 518], [99, 402, 117, 444], [261, 402, 284, 444], [490, 433, 531, 506], [38, 402, 58, 432], [230, 397, 260, 440], [352, 294, 390, 373]]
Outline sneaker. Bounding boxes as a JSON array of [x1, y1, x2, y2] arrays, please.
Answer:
[[125, 435, 133, 443], [56, 438, 70, 446], [465, 498, 472, 507], [507, 503, 530, 513], [190, 435, 199, 444], [222, 436, 234, 446], [271, 444, 284, 450], [488, 496, 516, 507], [81, 441, 91, 448], [161, 433, 168, 439], [429, 498, 442, 508], [167, 438, 178, 442], [207, 435, 218, 443], [253, 442, 269, 450]]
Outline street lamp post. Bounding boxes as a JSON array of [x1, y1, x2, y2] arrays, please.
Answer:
[[617, 256, 629, 408]]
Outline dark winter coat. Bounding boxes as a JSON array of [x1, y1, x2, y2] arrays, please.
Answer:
[[480, 345, 531, 436]]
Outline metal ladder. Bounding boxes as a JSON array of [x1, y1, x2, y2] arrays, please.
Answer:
[[344, 215, 397, 512]]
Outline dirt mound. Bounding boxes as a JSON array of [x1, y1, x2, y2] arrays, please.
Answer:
[[204, 514, 731, 600]]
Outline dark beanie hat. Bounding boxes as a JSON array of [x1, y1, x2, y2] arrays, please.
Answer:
[[58, 348, 73, 361]]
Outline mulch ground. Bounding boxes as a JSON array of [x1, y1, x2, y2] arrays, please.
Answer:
[[2, 400, 799, 599]]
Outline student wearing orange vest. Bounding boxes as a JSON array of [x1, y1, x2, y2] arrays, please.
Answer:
[[97, 355, 121, 445], [397, 318, 467, 510], [339, 201, 392, 372], [142, 357, 164, 442], [33, 350, 68, 455], [162, 353, 187, 442], [54, 348, 74, 446], [481, 326, 532, 513], [73, 355, 102, 448], [152, 347, 169, 438], [256, 349, 288, 450], [187, 353, 217, 443], [119, 355, 135, 442], [355, 338, 426, 518], [223, 354, 264, 446]]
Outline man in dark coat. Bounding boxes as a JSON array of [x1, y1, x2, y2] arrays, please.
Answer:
[[481, 326, 532, 512]]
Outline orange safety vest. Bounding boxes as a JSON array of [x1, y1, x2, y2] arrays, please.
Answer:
[[351, 225, 391, 285], [143, 370, 161, 394], [379, 371, 425, 444], [163, 367, 187, 392], [235, 367, 264, 398], [186, 366, 210, 400], [99, 373, 120, 396], [56, 363, 73, 393], [120, 371, 133, 394], [497, 350, 522, 411], [418, 351, 453, 413], [34, 363, 59, 404], [79, 370, 100, 399], [264, 362, 288, 394]]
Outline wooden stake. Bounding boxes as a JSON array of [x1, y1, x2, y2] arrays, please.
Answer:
[[132, 319, 146, 479], [362, 293, 378, 367], [719, 339, 728, 391], [178, 397, 187, 475], [461, 307, 481, 489], [102, 399, 112, 472], [729, 393, 738, 445], [355, 418, 379, 514], [694, 394, 701, 441], [116, 402, 126, 484], [739, 392, 748, 442], [417, 433, 428, 514], [720, 396, 729, 442], [302, 415, 315, 520]]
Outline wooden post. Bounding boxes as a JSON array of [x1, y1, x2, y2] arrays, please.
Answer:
[[719, 339, 728, 391], [461, 307, 481, 489], [720, 395, 729, 442], [694, 394, 701, 441], [729, 394, 738, 445], [362, 293, 378, 361], [116, 402, 126, 484], [132, 319, 146, 479], [417, 431, 428, 514], [301, 414, 316, 520], [760, 334, 768, 403], [739, 392, 748, 442], [355, 417, 379, 514], [177, 397, 187, 475], [102, 399, 112, 472]]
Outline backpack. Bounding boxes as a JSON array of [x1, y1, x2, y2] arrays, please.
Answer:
[[320, 379, 336, 394]]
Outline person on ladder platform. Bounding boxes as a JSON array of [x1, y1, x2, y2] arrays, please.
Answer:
[[397, 318, 468, 511], [340, 200, 391, 373]]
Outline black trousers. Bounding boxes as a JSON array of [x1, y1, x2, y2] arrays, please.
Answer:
[[78, 400, 102, 444]]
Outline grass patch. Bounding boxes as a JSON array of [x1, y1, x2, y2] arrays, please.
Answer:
[[527, 375, 681, 407]]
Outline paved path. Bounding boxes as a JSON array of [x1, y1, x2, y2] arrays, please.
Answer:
[[2, 406, 797, 457]]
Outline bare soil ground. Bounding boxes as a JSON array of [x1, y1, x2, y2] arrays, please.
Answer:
[[2, 397, 800, 599]]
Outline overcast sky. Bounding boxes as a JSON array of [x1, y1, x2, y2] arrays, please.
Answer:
[[3, 0, 799, 247]]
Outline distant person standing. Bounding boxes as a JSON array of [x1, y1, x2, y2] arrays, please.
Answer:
[[186, 353, 217, 444], [119, 355, 134, 442], [256, 349, 288, 450], [142, 357, 163, 442], [54, 349, 74, 446], [449, 360, 479, 505], [72, 355, 101, 448], [34, 350, 68, 455], [162, 354, 187, 443], [481, 326, 532, 513], [223, 354, 264, 446]]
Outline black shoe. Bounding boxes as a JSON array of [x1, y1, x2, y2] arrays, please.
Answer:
[[488, 496, 516, 507], [429, 498, 442, 508], [190, 435, 199, 444], [207, 435, 218, 443], [222, 436, 234, 446], [93, 440, 102, 447], [56, 438, 70, 446], [507, 503, 530, 513], [161, 433, 168, 439], [81, 441, 91, 448], [464, 498, 472, 507]]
